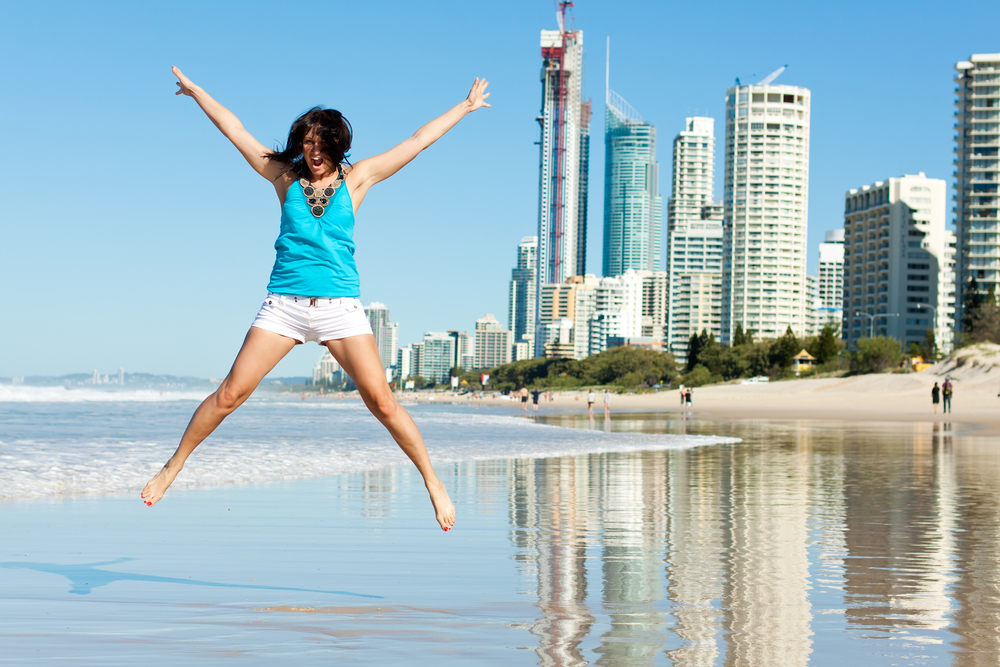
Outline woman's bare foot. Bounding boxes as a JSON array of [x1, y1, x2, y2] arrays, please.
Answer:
[[141, 462, 182, 507], [426, 478, 455, 531]]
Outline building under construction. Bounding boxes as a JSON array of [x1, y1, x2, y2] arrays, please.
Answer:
[[534, 7, 591, 356]]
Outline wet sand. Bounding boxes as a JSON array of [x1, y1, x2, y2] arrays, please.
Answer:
[[433, 370, 1000, 434], [4, 416, 1000, 664]]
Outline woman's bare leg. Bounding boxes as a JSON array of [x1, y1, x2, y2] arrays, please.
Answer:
[[141, 327, 298, 506], [325, 334, 455, 532]]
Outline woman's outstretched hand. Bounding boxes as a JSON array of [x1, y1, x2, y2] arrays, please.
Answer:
[[465, 77, 491, 112], [172, 66, 197, 97]]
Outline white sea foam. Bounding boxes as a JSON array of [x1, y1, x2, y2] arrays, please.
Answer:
[[0, 385, 211, 403], [0, 398, 739, 500]]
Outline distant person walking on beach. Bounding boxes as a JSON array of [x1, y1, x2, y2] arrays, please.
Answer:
[[587, 389, 595, 416], [679, 384, 686, 406], [932, 382, 940, 414], [604, 389, 612, 417], [531, 387, 541, 411], [942, 378, 953, 414], [141, 67, 491, 532], [519, 387, 529, 411], [686, 387, 693, 409]]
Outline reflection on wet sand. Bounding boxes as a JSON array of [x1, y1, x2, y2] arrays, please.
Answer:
[[510, 414, 1000, 665]]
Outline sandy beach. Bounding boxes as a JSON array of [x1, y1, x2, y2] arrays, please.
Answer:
[[428, 345, 1000, 434]]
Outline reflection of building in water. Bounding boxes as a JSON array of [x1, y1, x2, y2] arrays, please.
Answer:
[[509, 456, 595, 665], [723, 428, 812, 665], [841, 424, 957, 637], [945, 434, 1000, 659], [593, 452, 669, 665], [664, 447, 727, 665]]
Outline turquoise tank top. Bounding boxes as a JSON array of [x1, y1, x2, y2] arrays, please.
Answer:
[[267, 174, 360, 298]]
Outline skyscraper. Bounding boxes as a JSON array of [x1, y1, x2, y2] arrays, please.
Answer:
[[603, 52, 661, 277], [508, 236, 537, 356], [364, 302, 399, 371], [721, 76, 811, 343], [817, 229, 845, 333], [842, 174, 954, 351], [535, 21, 589, 354], [667, 117, 724, 357], [954, 53, 1000, 329]]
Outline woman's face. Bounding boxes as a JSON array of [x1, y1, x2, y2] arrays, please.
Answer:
[[302, 129, 334, 180]]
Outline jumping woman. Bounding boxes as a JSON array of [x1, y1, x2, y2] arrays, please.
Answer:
[[141, 66, 491, 531]]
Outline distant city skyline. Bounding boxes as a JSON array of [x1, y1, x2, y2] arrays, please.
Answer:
[[1, 1, 994, 377]]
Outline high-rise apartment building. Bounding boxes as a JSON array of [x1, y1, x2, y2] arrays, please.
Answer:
[[603, 86, 661, 277], [418, 333, 455, 384], [447, 330, 475, 373], [535, 26, 589, 354], [842, 174, 954, 352], [396, 345, 418, 382], [508, 236, 537, 356], [668, 117, 724, 357], [641, 271, 669, 340], [363, 302, 398, 371], [474, 314, 513, 369], [721, 79, 811, 343], [313, 351, 340, 385], [817, 229, 845, 332], [954, 53, 1000, 328]]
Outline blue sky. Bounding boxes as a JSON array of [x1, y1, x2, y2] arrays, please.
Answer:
[[1, 0, 995, 378]]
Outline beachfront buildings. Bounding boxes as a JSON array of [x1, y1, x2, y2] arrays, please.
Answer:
[[535, 27, 590, 355], [817, 229, 845, 332], [474, 314, 513, 369], [313, 350, 340, 386], [508, 236, 537, 358], [842, 173, 955, 352], [536, 270, 667, 359], [417, 332, 454, 384], [720, 79, 811, 344], [603, 86, 662, 276], [363, 302, 398, 372], [667, 117, 724, 357], [448, 330, 475, 373], [953, 53, 1000, 329]]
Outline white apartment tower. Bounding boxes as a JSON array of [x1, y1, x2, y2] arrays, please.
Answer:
[[842, 174, 954, 352], [508, 236, 537, 356], [721, 77, 811, 343], [363, 302, 399, 372], [474, 314, 513, 369], [668, 117, 724, 357], [954, 53, 1000, 328], [817, 229, 845, 332], [535, 26, 589, 355]]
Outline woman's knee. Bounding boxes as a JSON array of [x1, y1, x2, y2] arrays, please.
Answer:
[[214, 382, 251, 412], [367, 389, 399, 420]]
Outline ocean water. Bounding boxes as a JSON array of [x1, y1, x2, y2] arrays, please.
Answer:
[[0, 387, 737, 500]]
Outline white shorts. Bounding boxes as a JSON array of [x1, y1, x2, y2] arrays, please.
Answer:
[[251, 292, 372, 344]]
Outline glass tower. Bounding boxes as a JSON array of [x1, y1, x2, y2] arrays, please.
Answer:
[[603, 88, 662, 277]]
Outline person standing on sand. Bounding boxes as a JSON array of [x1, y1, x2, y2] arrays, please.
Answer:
[[942, 378, 953, 414], [519, 387, 529, 412], [531, 387, 541, 411], [587, 388, 595, 416], [679, 384, 686, 406], [604, 389, 612, 417], [932, 382, 940, 414], [686, 387, 693, 409], [141, 67, 492, 532]]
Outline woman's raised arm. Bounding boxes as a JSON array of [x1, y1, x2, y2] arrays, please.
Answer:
[[172, 66, 287, 184], [347, 78, 490, 208]]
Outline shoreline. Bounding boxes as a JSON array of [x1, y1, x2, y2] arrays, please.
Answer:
[[404, 372, 1000, 435]]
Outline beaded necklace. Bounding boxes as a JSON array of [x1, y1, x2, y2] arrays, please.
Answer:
[[300, 165, 345, 218]]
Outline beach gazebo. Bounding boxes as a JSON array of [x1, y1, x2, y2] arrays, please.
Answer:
[[792, 349, 816, 375]]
